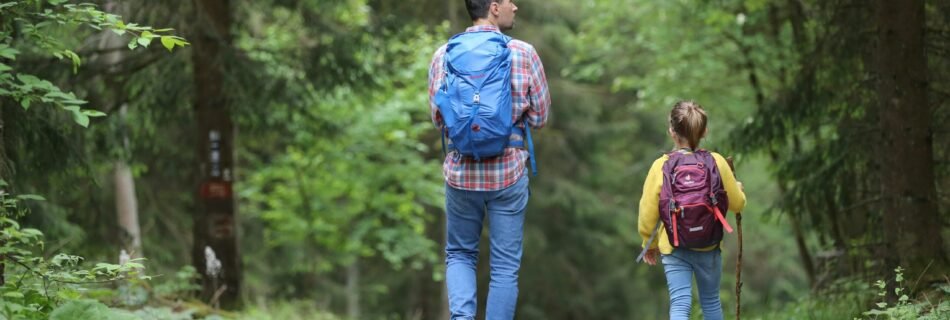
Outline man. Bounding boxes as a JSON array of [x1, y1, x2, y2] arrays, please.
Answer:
[[427, 1, 550, 319]]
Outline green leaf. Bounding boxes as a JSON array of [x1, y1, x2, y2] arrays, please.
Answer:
[[16, 194, 46, 201], [63, 50, 81, 73], [68, 107, 90, 127], [0, 2, 18, 10], [136, 36, 151, 48], [20, 228, 43, 237], [161, 36, 176, 52], [127, 38, 138, 50], [50, 300, 128, 320], [0, 63, 11, 73], [0, 46, 18, 59], [48, 0, 68, 5], [82, 109, 106, 117], [20, 98, 30, 110], [3, 291, 24, 299], [111, 28, 126, 36]]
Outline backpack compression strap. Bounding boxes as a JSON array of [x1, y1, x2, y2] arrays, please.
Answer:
[[443, 122, 539, 176]]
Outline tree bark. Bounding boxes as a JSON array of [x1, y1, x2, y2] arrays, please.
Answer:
[[103, 1, 143, 259], [346, 259, 360, 320], [447, 0, 461, 31], [192, 0, 241, 309], [875, 0, 946, 282], [114, 159, 142, 258], [0, 100, 5, 286]]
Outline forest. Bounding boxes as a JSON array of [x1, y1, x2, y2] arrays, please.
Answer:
[[0, 0, 948, 319]]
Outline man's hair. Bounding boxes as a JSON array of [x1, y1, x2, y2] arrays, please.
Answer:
[[465, 0, 500, 21]]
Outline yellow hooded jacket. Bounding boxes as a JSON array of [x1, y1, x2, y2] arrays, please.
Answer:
[[638, 151, 747, 254]]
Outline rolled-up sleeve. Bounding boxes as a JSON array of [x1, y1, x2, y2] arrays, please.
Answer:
[[428, 46, 447, 128], [525, 46, 550, 129]]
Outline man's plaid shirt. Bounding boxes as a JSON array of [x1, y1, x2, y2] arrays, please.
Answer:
[[428, 25, 551, 191]]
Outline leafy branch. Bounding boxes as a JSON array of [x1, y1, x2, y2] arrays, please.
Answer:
[[0, 0, 189, 127]]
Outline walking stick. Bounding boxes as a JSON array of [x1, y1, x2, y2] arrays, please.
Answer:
[[726, 157, 743, 320]]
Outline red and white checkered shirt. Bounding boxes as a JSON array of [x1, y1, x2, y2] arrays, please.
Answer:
[[428, 25, 551, 191]]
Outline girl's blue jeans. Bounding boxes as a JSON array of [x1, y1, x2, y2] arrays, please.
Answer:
[[444, 175, 529, 320], [661, 248, 724, 320]]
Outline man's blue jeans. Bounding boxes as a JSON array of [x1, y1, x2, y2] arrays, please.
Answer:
[[661, 248, 724, 320], [444, 175, 529, 320]]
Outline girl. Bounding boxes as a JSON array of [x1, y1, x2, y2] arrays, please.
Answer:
[[638, 101, 746, 320]]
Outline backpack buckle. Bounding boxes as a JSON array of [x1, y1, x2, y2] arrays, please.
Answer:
[[473, 93, 480, 104]]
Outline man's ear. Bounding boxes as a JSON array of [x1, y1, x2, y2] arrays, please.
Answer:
[[489, 1, 500, 17]]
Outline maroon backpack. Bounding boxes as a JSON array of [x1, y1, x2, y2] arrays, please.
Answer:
[[637, 150, 733, 262]]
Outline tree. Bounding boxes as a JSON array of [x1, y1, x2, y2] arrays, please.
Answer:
[[191, 0, 241, 309], [874, 0, 945, 282], [0, 0, 186, 291]]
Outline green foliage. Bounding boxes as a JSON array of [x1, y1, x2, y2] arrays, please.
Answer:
[[48, 299, 136, 320], [861, 267, 950, 320], [238, 16, 445, 296], [0, 186, 150, 319], [0, 0, 187, 127], [236, 300, 340, 320], [749, 277, 872, 320], [152, 265, 201, 300]]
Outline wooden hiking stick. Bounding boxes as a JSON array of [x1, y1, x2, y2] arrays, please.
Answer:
[[726, 157, 743, 320]]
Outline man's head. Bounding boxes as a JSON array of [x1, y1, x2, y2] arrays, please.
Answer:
[[465, 0, 518, 30]]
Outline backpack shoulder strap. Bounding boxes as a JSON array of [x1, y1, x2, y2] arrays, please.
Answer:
[[636, 220, 663, 263], [637, 154, 675, 263]]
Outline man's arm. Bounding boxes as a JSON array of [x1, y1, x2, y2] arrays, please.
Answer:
[[428, 46, 447, 129], [526, 46, 551, 129]]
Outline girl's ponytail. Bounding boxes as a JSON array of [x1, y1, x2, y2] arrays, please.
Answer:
[[669, 100, 707, 150]]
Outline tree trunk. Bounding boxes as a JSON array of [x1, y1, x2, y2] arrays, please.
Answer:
[[447, 0, 461, 31], [114, 159, 142, 258], [0, 100, 5, 286], [192, 0, 241, 309], [875, 0, 946, 282], [346, 260, 361, 319], [102, 1, 143, 259]]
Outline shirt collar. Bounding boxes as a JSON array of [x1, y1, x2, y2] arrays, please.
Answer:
[[465, 24, 501, 33]]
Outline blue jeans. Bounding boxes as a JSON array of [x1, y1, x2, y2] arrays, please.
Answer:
[[444, 175, 529, 320], [661, 248, 723, 320]]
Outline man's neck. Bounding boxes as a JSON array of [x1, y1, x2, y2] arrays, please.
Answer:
[[472, 19, 497, 28]]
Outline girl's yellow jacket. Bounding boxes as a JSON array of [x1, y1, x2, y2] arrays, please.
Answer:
[[638, 151, 747, 254]]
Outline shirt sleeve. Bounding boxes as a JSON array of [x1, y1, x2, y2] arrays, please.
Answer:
[[428, 46, 446, 128], [638, 156, 666, 248], [712, 153, 747, 214], [525, 45, 550, 129]]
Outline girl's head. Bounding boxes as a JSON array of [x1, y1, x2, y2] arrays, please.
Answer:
[[668, 100, 707, 150]]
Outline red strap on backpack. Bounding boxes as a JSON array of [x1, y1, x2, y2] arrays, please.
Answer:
[[672, 208, 680, 247], [714, 206, 734, 233]]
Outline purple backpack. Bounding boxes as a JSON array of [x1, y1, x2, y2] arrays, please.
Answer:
[[637, 150, 733, 262]]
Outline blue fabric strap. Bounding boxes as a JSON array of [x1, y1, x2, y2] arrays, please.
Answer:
[[524, 123, 537, 176], [441, 126, 447, 158]]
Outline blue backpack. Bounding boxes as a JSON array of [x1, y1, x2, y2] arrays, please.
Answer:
[[434, 31, 537, 175]]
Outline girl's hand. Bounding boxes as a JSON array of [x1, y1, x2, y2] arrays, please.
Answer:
[[643, 248, 659, 266]]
